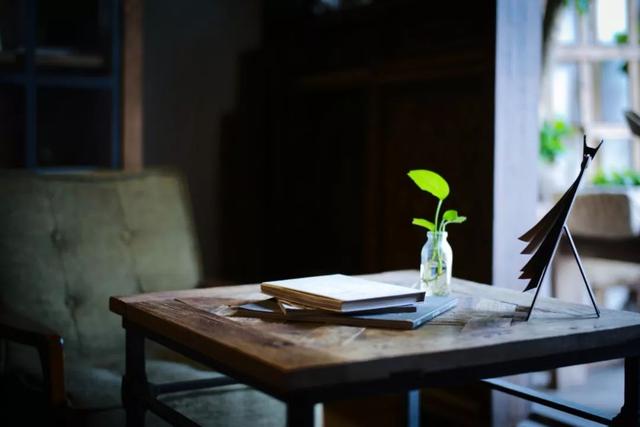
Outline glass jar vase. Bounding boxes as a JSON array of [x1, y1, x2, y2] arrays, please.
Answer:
[[419, 231, 453, 296]]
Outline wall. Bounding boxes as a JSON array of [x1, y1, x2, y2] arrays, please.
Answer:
[[143, 0, 262, 278]]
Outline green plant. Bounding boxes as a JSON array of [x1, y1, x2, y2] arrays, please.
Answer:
[[613, 30, 638, 74], [615, 32, 629, 44], [592, 168, 640, 186], [408, 170, 466, 279], [408, 169, 467, 234], [563, 0, 590, 15], [540, 119, 574, 163]]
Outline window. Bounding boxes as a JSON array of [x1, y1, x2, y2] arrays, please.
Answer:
[[541, 0, 640, 176]]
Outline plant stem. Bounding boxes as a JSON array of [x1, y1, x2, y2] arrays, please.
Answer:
[[434, 199, 443, 231], [430, 200, 445, 279]]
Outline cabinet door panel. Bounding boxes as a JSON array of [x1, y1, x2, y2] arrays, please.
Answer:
[[373, 80, 494, 282], [264, 90, 367, 279]]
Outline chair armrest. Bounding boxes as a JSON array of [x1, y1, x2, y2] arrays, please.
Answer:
[[0, 309, 66, 408]]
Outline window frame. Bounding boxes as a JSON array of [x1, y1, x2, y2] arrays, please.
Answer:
[[543, 0, 640, 169]]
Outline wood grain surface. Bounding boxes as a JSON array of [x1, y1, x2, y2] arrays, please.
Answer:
[[110, 270, 640, 395]]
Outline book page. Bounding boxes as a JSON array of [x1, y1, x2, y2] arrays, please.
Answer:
[[261, 274, 423, 303]]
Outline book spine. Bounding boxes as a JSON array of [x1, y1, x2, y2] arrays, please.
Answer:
[[413, 300, 457, 328]]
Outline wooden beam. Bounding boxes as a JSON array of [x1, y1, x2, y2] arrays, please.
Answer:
[[122, 0, 144, 171], [493, 0, 541, 290], [493, 0, 542, 425]]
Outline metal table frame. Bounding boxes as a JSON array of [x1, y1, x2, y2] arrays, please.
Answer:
[[121, 320, 640, 426]]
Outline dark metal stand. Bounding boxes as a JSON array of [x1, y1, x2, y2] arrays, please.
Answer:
[[520, 138, 604, 321], [563, 225, 601, 318], [525, 225, 601, 321]]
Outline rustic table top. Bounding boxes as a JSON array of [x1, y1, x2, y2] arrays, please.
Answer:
[[109, 270, 640, 398]]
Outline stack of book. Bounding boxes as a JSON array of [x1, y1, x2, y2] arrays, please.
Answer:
[[233, 274, 457, 330]]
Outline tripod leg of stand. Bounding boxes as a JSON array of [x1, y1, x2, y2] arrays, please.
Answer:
[[526, 263, 549, 321], [562, 225, 601, 317]]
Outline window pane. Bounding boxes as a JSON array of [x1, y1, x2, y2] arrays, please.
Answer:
[[599, 139, 632, 171], [593, 61, 629, 123], [0, 0, 26, 72], [595, 0, 628, 44], [556, 5, 577, 44], [0, 85, 25, 167], [551, 63, 580, 122], [37, 88, 112, 167], [35, 1, 112, 75]]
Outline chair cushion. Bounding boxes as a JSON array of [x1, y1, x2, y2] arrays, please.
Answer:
[[66, 354, 285, 426], [153, 387, 285, 427], [6, 344, 285, 426], [83, 394, 285, 427], [0, 169, 201, 361], [65, 354, 231, 410]]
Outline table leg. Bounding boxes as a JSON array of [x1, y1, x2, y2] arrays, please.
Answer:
[[122, 328, 147, 427], [613, 356, 640, 426], [406, 390, 420, 427], [287, 400, 314, 427]]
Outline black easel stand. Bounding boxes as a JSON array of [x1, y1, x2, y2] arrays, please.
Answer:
[[525, 225, 600, 321], [520, 136, 603, 321]]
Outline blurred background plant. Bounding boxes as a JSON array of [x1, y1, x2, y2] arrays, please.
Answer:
[[568, 0, 590, 15], [540, 119, 575, 163], [592, 168, 640, 186], [613, 31, 637, 73]]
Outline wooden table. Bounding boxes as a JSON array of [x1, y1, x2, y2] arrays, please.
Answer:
[[109, 270, 640, 426]]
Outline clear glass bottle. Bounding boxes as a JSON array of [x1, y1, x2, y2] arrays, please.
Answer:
[[419, 231, 453, 296]]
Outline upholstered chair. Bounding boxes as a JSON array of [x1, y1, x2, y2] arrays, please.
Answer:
[[0, 169, 284, 426]]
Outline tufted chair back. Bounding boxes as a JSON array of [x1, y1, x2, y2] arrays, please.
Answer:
[[568, 187, 640, 239], [0, 169, 201, 361]]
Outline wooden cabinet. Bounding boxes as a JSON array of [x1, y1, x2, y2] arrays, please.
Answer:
[[0, 0, 141, 170], [220, 1, 496, 287]]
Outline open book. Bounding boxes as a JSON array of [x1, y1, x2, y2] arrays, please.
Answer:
[[260, 274, 425, 313]]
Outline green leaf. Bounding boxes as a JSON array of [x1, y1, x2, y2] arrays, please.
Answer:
[[612, 171, 625, 185], [442, 210, 465, 226], [614, 31, 629, 45], [539, 119, 574, 163], [443, 210, 458, 222], [412, 218, 435, 231], [407, 170, 450, 200], [552, 120, 568, 133], [448, 215, 467, 224], [592, 169, 608, 185]]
